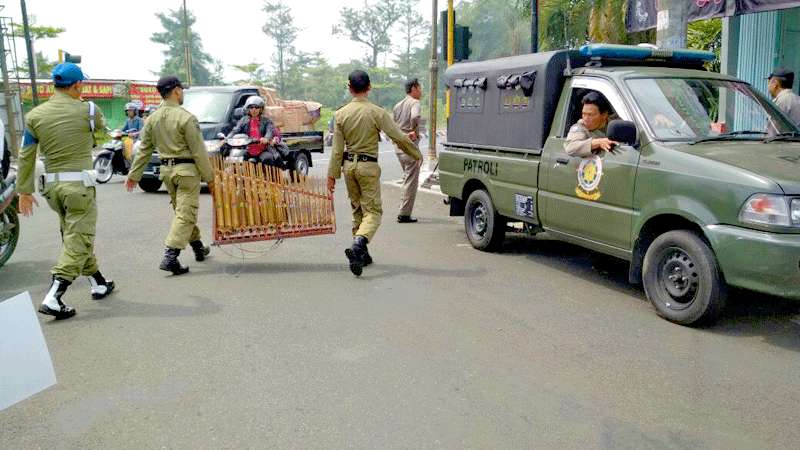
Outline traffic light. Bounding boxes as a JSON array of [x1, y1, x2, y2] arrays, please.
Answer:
[[454, 25, 472, 62], [58, 49, 82, 64]]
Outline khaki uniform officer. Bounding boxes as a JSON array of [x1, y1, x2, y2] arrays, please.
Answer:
[[327, 70, 421, 277], [767, 67, 800, 126], [564, 91, 619, 157], [17, 63, 115, 320], [393, 78, 424, 223], [126, 76, 213, 275]]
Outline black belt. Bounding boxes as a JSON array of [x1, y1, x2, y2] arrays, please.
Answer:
[[161, 158, 195, 166], [343, 152, 377, 163]]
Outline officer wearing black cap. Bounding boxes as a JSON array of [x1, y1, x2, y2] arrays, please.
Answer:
[[16, 62, 115, 320], [126, 75, 214, 275], [768, 67, 800, 126]]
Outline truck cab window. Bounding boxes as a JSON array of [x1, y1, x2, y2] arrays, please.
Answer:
[[564, 89, 617, 136]]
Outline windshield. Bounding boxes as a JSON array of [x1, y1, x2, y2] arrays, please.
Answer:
[[182, 91, 233, 124], [626, 78, 797, 141]]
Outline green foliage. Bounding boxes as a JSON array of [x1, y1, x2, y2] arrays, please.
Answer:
[[13, 22, 63, 79], [335, 0, 403, 67], [151, 8, 221, 85], [263, 0, 299, 96], [393, 0, 429, 80], [232, 62, 267, 86], [687, 19, 722, 72], [456, 0, 532, 59]]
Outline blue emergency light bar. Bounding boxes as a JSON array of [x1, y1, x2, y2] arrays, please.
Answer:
[[579, 44, 716, 63]]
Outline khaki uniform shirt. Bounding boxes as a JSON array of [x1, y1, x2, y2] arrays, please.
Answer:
[[328, 97, 421, 179], [17, 91, 106, 194], [129, 99, 213, 183], [564, 120, 607, 158], [774, 89, 800, 126], [393, 95, 422, 146]]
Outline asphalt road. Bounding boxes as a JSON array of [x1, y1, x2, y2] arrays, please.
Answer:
[[2, 143, 800, 449]]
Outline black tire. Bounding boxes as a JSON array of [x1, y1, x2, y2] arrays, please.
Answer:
[[293, 152, 310, 177], [642, 230, 726, 326], [138, 178, 162, 193], [464, 189, 505, 252], [1, 138, 9, 179], [93, 156, 113, 184], [0, 205, 20, 268]]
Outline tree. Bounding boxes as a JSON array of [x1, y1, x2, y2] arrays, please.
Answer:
[[231, 62, 267, 85], [393, 0, 429, 80], [456, 0, 531, 59], [263, 0, 299, 96], [687, 19, 722, 72], [150, 8, 219, 86], [588, 0, 655, 46], [12, 23, 65, 78], [335, 0, 403, 68]]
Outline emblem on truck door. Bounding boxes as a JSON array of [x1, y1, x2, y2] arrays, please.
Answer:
[[576, 155, 603, 201]]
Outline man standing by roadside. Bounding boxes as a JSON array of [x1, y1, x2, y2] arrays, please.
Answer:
[[768, 68, 800, 126], [16, 63, 115, 320], [393, 78, 423, 223], [126, 76, 213, 275], [327, 70, 421, 277]]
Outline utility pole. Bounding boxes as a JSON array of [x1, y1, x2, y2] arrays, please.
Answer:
[[182, 0, 192, 86], [427, 0, 438, 162], [531, 0, 538, 53], [655, 0, 688, 49], [445, 0, 453, 120], [20, 0, 37, 106], [0, 20, 19, 156]]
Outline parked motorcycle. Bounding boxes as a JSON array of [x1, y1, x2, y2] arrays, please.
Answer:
[[93, 129, 134, 183], [0, 170, 19, 268]]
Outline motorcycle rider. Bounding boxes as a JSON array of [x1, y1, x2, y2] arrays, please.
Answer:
[[122, 102, 145, 139], [226, 96, 288, 168]]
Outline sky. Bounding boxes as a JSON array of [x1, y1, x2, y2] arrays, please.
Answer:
[[1, 0, 438, 82]]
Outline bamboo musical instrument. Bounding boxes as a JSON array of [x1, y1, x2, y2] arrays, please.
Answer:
[[211, 155, 336, 245]]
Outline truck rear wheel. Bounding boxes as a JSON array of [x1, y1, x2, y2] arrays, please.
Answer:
[[293, 152, 310, 176], [642, 230, 726, 326], [138, 178, 162, 193], [465, 189, 505, 252]]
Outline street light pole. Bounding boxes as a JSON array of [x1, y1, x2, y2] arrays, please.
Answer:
[[427, 0, 438, 162], [20, 0, 37, 106], [182, 0, 192, 86], [531, 0, 538, 53]]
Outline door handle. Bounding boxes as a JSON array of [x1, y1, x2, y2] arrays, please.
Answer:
[[555, 157, 570, 165]]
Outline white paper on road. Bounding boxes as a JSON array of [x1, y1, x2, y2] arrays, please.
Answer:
[[0, 292, 57, 412]]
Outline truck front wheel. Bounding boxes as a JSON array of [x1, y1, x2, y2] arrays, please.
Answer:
[[465, 189, 505, 252], [642, 230, 726, 326]]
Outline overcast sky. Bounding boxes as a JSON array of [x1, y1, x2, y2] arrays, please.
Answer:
[[2, 0, 438, 82]]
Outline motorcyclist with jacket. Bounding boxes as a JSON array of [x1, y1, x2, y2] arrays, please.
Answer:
[[226, 96, 288, 169]]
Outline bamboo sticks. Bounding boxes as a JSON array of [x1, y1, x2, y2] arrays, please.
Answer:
[[210, 154, 335, 244]]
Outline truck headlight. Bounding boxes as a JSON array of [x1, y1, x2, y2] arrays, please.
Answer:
[[792, 199, 800, 225], [739, 194, 792, 227]]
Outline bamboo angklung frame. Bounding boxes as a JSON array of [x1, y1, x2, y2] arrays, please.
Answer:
[[211, 155, 336, 245]]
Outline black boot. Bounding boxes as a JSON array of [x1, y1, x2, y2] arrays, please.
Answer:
[[363, 247, 373, 266], [38, 277, 76, 320], [190, 240, 211, 262], [89, 271, 115, 300], [159, 247, 189, 275], [344, 236, 369, 276]]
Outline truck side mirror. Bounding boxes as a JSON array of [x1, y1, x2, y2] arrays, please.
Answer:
[[233, 107, 244, 120], [607, 120, 638, 147]]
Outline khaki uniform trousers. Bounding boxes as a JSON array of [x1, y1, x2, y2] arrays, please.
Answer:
[[43, 182, 99, 281], [396, 151, 421, 216], [161, 165, 202, 250], [343, 160, 382, 242]]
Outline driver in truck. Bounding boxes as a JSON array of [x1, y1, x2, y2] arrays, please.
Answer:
[[564, 92, 619, 157], [226, 96, 287, 168]]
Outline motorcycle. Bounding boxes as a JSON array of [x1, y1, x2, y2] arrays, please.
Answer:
[[220, 133, 293, 171], [0, 170, 19, 268], [93, 129, 135, 183]]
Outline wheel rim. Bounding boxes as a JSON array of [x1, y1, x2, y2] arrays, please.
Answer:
[[656, 247, 700, 310], [96, 158, 113, 182], [0, 209, 18, 261], [470, 203, 488, 238], [296, 156, 308, 175]]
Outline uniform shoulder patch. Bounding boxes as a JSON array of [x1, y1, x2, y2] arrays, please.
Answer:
[[22, 129, 38, 147]]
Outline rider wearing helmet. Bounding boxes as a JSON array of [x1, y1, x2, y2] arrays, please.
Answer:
[[226, 95, 287, 168], [142, 104, 158, 120], [122, 102, 145, 138]]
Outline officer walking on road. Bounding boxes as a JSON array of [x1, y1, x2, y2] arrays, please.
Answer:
[[327, 70, 421, 276], [17, 63, 115, 320], [126, 76, 214, 275], [393, 78, 424, 223]]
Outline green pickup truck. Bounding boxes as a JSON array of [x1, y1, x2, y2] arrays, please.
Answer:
[[440, 44, 800, 325]]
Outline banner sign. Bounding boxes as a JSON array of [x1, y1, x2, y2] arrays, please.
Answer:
[[627, 0, 800, 32], [20, 81, 117, 100], [129, 83, 162, 107]]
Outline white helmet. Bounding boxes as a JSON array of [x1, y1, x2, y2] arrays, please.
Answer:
[[124, 102, 139, 113], [244, 96, 265, 109]]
